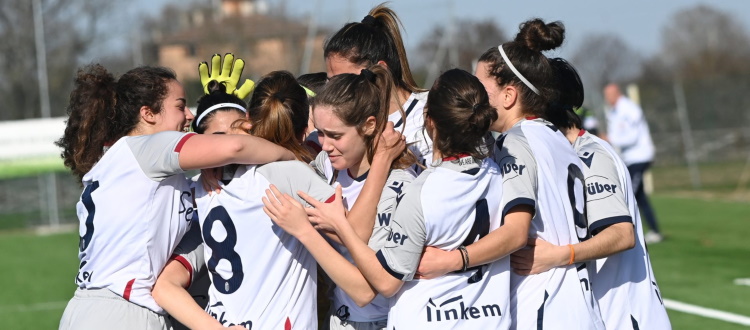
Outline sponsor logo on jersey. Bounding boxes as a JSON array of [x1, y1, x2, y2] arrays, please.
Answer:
[[207, 301, 254, 329], [497, 156, 526, 180], [179, 190, 195, 222], [385, 228, 409, 246], [585, 175, 618, 201], [425, 295, 502, 322], [378, 213, 391, 227]]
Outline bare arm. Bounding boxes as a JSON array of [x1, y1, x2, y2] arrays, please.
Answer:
[[152, 261, 240, 330], [262, 185, 377, 307], [178, 134, 294, 170], [322, 123, 407, 244], [511, 222, 634, 275], [416, 205, 532, 278]]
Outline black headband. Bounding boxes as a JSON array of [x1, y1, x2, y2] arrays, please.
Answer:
[[361, 15, 376, 26], [360, 69, 376, 83]]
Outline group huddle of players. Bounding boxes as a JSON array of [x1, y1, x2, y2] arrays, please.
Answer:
[[55, 3, 671, 330]]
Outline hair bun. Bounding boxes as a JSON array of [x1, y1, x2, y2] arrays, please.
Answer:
[[515, 18, 565, 52]]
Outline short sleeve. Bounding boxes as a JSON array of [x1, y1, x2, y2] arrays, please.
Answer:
[[492, 132, 537, 220], [369, 169, 416, 251], [376, 184, 426, 282], [257, 161, 335, 206], [581, 149, 632, 235], [126, 131, 196, 181], [170, 222, 205, 287]]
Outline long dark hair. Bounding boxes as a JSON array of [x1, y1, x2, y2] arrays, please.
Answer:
[[56, 64, 177, 180], [477, 18, 565, 117]]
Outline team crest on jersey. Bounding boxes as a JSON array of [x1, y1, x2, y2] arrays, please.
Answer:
[[585, 175, 618, 201], [497, 155, 526, 180], [425, 295, 502, 322]]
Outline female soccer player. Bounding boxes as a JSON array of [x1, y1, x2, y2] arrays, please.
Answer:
[[416, 19, 605, 330], [325, 3, 432, 169], [265, 68, 511, 329], [153, 69, 408, 329], [56, 64, 294, 330], [511, 58, 671, 330], [308, 65, 417, 329]]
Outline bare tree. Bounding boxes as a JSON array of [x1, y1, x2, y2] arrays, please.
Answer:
[[661, 5, 750, 79], [0, 0, 116, 120], [570, 34, 641, 108], [417, 19, 506, 75]]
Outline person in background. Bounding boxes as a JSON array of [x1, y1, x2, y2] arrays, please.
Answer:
[[603, 83, 663, 244]]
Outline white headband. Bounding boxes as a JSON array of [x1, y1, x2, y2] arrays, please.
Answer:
[[497, 45, 541, 95], [195, 103, 247, 126]]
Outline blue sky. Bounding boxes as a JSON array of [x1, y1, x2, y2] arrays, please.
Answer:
[[128, 0, 750, 60]]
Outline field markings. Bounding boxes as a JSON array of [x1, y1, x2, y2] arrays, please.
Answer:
[[734, 278, 750, 287], [664, 298, 750, 326]]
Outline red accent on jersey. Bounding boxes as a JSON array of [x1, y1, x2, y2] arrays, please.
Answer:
[[325, 194, 336, 203], [442, 153, 471, 161], [578, 129, 586, 137], [525, 116, 539, 120], [123, 278, 135, 301], [304, 140, 322, 154], [285, 317, 292, 330], [170, 255, 194, 287], [173, 133, 197, 152]]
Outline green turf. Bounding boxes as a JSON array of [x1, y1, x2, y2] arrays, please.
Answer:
[[0, 231, 78, 329], [0, 195, 748, 329]]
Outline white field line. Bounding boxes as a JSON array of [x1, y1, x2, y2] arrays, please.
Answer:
[[734, 278, 750, 287], [664, 298, 750, 326]]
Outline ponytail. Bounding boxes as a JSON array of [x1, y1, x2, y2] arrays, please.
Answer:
[[324, 3, 424, 94], [247, 71, 313, 163], [57, 64, 117, 181], [315, 64, 416, 169], [547, 57, 584, 130]]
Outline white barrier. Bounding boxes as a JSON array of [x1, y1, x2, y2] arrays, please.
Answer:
[[0, 117, 66, 160]]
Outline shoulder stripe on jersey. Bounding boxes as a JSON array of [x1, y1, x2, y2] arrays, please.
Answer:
[[502, 197, 535, 225], [589, 215, 633, 236], [169, 254, 194, 288], [376, 250, 405, 280], [123, 278, 136, 301], [173, 133, 197, 152], [393, 99, 419, 128]]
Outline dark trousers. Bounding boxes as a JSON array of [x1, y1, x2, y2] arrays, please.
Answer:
[[628, 162, 661, 234]]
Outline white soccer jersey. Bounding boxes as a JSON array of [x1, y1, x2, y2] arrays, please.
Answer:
[[574, 131, 671, 330], [75, 131, 196, 313], [493, 118, 604, 330], [311, 151, 416, 322], [175, 161, 335, 329], [388, 91, 433, 173], [377, 156, 510, 329]]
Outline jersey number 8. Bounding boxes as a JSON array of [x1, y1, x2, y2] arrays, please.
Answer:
[[203, 206, 244, 294]]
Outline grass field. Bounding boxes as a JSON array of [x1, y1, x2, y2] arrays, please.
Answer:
[[0, 194, 748, 329]]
